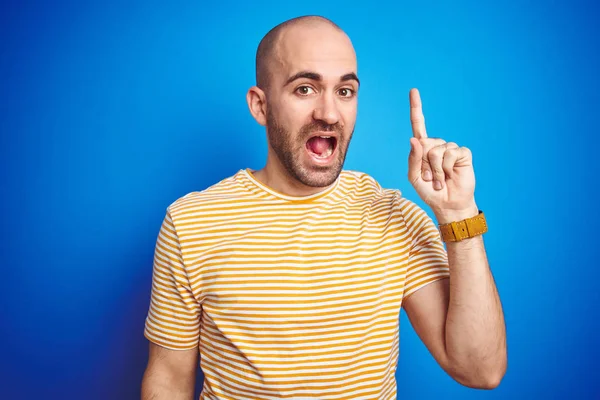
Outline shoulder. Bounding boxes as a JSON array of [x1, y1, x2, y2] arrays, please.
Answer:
[[340, 170, 432, 220], [340, 170, 389, 195], [165, 170, 248, 222], [339, 169, 401, 203]]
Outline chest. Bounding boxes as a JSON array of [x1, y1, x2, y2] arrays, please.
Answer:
[[179, 198, 408, 313]]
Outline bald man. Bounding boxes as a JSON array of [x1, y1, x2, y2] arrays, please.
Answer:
[[141, 16, 507, 400]]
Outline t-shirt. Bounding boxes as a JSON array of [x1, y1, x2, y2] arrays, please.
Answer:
[[144, 168, 450, 400]]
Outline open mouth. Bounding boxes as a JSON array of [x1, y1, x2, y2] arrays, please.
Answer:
[[305, 135, 338, 160]]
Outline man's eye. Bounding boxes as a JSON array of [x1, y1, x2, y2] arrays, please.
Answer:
[[338, 88, 355, 98], [296, 86, 315, 95]]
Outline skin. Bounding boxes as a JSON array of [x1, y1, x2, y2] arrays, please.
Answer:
[[246, 19, 359, 196], [405, 88, 507, 388], [141, 343, 197, 399], [141, 18, 507, 398]]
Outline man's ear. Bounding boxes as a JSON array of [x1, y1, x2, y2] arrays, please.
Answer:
[[246, 86, 267, 126]]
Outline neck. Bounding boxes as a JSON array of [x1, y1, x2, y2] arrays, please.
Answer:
[[251, 155, 336, 198]]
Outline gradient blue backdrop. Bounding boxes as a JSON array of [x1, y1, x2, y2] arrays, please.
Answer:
[[1, 0, 598, 399]]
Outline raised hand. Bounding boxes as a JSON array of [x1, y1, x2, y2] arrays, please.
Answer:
[[407, 88, 478, 223]]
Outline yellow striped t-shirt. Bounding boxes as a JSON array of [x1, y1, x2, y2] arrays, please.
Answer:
[[144, 168, 450, 400]]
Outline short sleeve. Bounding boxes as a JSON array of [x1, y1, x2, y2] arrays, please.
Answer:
[[398, 197, 450, 300], [144, 209, 201, 350]]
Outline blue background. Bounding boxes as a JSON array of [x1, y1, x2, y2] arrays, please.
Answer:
[[1, 0, 598, 399]]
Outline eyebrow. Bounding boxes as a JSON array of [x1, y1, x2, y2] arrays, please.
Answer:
[[285, 71, 360, 87]]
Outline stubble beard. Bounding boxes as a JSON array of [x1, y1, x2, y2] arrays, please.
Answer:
[[266, 108, 353, 188]]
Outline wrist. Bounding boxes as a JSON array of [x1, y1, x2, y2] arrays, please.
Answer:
[[433, 202, 479, 225]]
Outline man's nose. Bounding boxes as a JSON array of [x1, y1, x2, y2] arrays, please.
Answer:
[[312, 92, 341, 126]]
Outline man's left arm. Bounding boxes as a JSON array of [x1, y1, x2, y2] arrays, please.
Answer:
[[403, 210, 506, 389], [402, 88, 507, 389]]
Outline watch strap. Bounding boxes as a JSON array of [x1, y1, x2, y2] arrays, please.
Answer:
[[439, 210, 487, 242]]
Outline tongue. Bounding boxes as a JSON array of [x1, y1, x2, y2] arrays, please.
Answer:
[[307, 137, 331, 156]]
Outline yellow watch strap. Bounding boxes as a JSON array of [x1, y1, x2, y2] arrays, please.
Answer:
[[439, 210, 487, 242]]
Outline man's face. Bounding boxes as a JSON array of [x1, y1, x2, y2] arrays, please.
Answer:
[[265, 23, 359, 188]]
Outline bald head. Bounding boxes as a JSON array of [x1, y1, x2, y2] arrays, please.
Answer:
[[255, 16, 346, 92]]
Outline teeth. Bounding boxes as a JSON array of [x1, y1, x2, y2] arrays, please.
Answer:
[[309, 136, 335, 159], [314, 146, 333, 158]]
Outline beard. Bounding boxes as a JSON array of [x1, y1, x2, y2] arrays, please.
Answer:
[[266, 108, 354, 188]]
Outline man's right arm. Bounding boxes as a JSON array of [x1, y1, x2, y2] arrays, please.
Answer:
[[141, 342, 199, 400]]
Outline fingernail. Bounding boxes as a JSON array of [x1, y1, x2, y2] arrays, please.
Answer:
[[424, 170, 432, 181], [434, 180, 442, 190]]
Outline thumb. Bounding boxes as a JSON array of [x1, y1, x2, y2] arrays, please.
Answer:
[[408, 137, 423, 185]]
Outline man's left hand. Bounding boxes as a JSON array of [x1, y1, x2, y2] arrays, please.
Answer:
[[407, 88, 478, 224]]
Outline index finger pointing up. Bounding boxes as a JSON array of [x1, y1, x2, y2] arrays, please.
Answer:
[[409, 88, 428, 139]]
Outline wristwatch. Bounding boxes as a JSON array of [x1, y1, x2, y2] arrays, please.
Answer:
[[438, 210, 487, 242]]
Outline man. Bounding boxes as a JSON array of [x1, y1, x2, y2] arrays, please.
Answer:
[[141, 15, 507, 400]]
